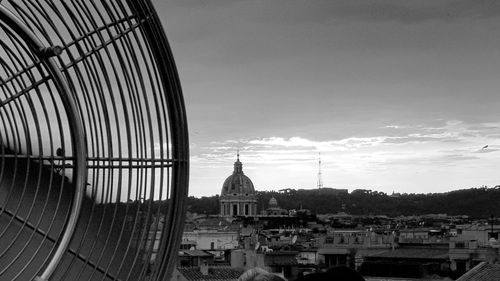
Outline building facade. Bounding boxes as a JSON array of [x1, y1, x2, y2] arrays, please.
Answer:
[[182, 229, 240, 251]]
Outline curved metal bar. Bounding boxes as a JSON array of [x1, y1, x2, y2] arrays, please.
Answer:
[[127, 1, 190, 280], [0, 5, 88, 281]]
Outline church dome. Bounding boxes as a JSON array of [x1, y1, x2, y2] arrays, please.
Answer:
[[221, 154, 255, 196], [269, 197, 278, 207]]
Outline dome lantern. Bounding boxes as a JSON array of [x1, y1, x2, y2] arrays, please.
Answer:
[[233, 150, 243, 174]]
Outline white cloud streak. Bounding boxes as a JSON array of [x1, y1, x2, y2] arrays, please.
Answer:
[[189, 120, 500, 195]]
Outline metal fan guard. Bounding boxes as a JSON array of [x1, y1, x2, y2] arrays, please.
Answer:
[[0, 1, 188, 281]]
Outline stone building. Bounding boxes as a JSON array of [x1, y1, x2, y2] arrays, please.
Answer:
[[220, 154, 257, 217]]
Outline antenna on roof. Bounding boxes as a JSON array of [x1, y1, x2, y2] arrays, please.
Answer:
[[317, 152, 323, 189]]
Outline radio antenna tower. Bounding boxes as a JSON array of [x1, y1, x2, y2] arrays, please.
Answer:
[[317, 152, 323, 189]]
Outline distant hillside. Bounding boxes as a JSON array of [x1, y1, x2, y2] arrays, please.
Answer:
[[187, 187, 500, 218]]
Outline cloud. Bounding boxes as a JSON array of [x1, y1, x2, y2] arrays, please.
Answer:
[[191, 119, 500, 176], [324, 0, 500, 24], [248, 137, 347, 151], [382, 135, 452, 145], [187, 120, 500, 196], [160, 0, 500, 24], [381, 125, 406, 129], [202, 0, 500, 26]]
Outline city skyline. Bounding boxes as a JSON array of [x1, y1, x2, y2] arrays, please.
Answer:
[[153, 0, 500, 196]]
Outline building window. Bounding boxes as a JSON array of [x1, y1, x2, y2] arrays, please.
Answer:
[[211, 242, 215, 250], [489, 232, 499, 240], [180, 243, 195, 250], [233, 204, 238, 216], [245, 204, 249, 215], [456, 260, 466, 272]]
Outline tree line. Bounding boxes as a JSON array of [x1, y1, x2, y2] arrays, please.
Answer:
[[185, 186, 500, 218]]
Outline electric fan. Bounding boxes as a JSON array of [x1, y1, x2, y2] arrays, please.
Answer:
[[0, 1, 189, 281]]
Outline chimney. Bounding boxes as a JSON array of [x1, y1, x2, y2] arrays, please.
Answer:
[[486, 247, 499, 264], [200, 262, 209, 276]]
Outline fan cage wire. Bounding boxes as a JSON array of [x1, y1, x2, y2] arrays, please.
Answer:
[[0, 5, 87, 281], [0, 0, 189, 281]]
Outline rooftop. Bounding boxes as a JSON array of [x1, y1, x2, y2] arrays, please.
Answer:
[[366, 248, 448, 260], [177, 267, 245, 281], [364, 277, 444, 281], [364, 277, 440, 281], [456, 262, 500, 281], [179, 250, 214, 257]]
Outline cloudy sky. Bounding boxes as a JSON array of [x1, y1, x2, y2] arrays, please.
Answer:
[[152, 0, 500, 196]]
